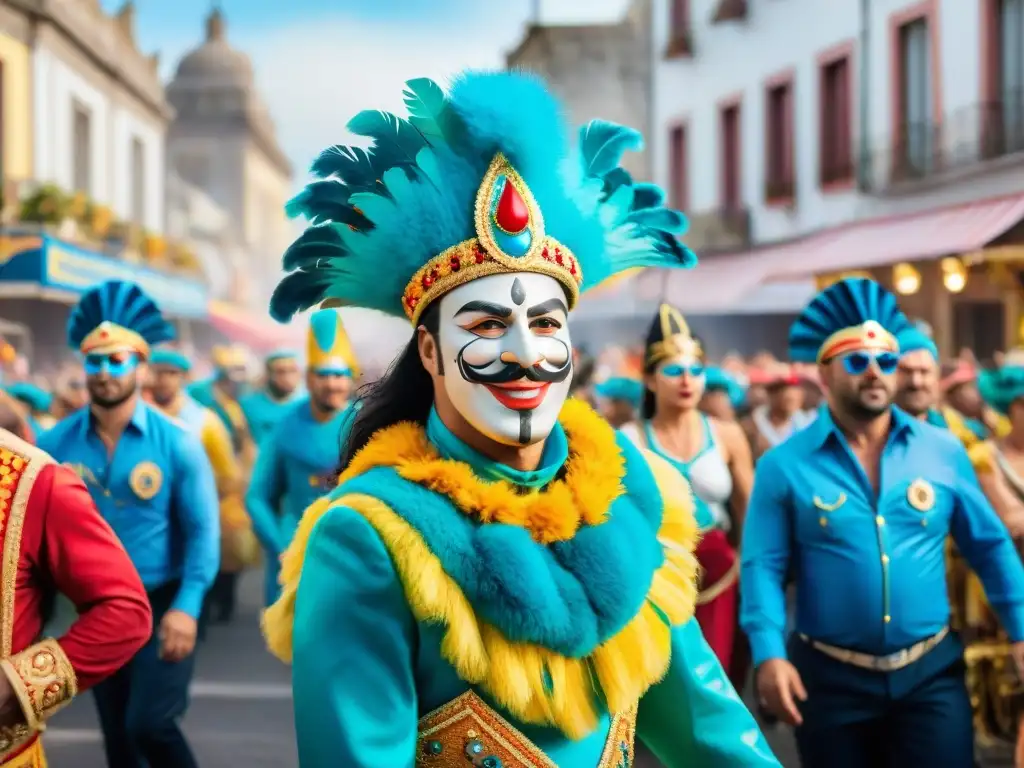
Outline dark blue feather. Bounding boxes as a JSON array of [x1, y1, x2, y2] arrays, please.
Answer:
[[281, 225, 348, 273], [309, 145, 378, 189], [579, 120, 643, 178], [269, 270, 337, 323], [402, 78, 468, 148], [285, 181, 372, 229], [632, 183, 665, 210], [601, 168, 633, 201], [347, 110, 429, 175]]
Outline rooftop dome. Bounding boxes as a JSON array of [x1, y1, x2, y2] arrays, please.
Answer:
[[171, 9, 253, 89]]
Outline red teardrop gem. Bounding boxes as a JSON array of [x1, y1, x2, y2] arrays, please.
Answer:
[[495, 178, 529, 234]]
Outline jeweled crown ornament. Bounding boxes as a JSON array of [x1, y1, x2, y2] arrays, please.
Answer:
[[402, 154, 582, 323], [270, 72, 697, 328], [646, 303, 702, 366]]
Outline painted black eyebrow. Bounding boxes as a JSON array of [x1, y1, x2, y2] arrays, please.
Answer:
[[455, 300, 513, 318], [527, 298, 569, 318]]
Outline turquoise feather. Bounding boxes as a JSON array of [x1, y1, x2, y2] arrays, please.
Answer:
[[273, 71, 696, 322]]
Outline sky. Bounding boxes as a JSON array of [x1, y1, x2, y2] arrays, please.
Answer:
[[104, 0, 632, 190]]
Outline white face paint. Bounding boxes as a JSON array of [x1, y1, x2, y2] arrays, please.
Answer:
[[436, 272, 573, 447]]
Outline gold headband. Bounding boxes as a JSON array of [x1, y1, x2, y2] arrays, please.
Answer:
[[646, 304, 702, 366], [817, 320, 899, 363], [80, 321, 150, 359], [402, 154, 583, 324]]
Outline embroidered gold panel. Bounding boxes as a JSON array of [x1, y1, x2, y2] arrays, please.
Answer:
[[0, 442, 55, 762], [416, 690, 637, 768]]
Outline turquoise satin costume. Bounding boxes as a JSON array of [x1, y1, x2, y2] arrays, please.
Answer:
[[240, 389, 300, 446], [246, 395, 354, 606], [261, 71, 777, 767], [291, 412, 778, 767]]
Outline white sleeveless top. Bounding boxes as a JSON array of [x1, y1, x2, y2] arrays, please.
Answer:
[[620, 417, 734, 531], [751, 405, 816, 448]]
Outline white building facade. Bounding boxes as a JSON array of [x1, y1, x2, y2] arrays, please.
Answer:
[[645, 0, 1024, 352], [651, 0, 1024, 249], [31, 1, 171, 233]]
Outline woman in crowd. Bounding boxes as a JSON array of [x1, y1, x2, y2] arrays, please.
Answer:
[[620, 303, 754, 683]]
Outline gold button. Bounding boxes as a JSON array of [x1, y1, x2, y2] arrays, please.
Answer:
[[881, 554, 890, 565], [921, 518, 928, 527], [884, 615, 891, 623], [103, 489, 111, 497], [819, 516, 828, 527], [876, 515, 885, 526]]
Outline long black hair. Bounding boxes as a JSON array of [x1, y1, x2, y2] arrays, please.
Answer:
[[338, 303, 440, 471]]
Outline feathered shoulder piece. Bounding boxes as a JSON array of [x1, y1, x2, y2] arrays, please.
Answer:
[[67, 280, 175, 359], [274, 71, 696, 325], [789, 277, 910, 363]]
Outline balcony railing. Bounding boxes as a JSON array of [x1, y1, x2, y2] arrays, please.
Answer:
[[684, 207, 751, 252], [861, 91, 1024, 194]]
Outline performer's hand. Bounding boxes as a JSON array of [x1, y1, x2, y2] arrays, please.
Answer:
[[1005, 510, 1024, 540], [755, 658, 807, 727], [159, 610, 198, 663]]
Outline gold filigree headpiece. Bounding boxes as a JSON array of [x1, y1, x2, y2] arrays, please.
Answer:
[[401, 154, 583, 324], [645, 304, 703, 366]]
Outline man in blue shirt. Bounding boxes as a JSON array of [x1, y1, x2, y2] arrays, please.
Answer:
[[740, 277, 1024, 768], [39, 280, 220, 768], [240, 348, 303, 446], [246, 309, 358, 607]]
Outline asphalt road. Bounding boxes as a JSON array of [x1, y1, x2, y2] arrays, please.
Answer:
[[40, 569, 798, 767]]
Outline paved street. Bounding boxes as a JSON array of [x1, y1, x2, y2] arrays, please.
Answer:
[[41, 568, 797, 767]]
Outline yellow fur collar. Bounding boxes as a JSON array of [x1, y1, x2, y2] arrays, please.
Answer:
[[337, 398, 624, 544]]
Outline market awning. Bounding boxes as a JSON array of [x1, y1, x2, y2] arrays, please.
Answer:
[[767, 193, 1024, 279], [207, 301, 305, 351]]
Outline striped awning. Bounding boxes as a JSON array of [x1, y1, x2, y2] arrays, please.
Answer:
[[766, 193, 1024, 279], [207, 301, 304, 352]]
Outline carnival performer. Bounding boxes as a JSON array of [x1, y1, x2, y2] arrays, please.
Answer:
[[189, 344, 256, 467], [148, 348, 257, 624], [701, 366, 746, 422], [741, 277, 1024, 768], [944, 361, 1012, 440], [742, 362, 815, 460], [0, 425, 151, 767], [620, 304, 754, 682], [593, 376, 643, 428], [261, 72, 778, 766], [38, 280, 220, 768], [247, 309, 359, 608], [240, 349, 303, 446]]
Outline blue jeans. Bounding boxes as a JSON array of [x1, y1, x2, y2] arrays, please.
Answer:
[[93, 581, 199, 768]]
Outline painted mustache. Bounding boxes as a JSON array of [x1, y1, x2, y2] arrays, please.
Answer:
[[457, 355, 572, 385]]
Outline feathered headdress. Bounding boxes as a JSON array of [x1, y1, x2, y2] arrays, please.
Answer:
[[307, 309, 360, 378], [67, 280, 175, 359], [273, 72, 695, 325], [644, 303, 702, 368], [979, 322, 1024, 413], [789, 278, 911, 363]]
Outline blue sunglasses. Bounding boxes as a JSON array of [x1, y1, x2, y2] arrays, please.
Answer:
[[84, 351, 139, 377], [660, 362, 706, 378], [840, 351, 899, 376]]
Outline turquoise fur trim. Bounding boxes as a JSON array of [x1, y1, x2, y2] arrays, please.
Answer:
[[309, 309, 337, 354], [329, 433, 665, 657]]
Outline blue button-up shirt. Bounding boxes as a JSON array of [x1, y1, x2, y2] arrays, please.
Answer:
[[740, 405, 1024, 665], [39, 398, 220, 619]]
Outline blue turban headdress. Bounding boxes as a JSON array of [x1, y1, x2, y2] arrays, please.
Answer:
[[704, 367, 746, 409], [150, 348, 192, 372], [789, 277, 911, 363], [594, 377, 643, 406], [67, 280, 175, 359], [896, 324, 938, 361], [272, 72, 696, 325]]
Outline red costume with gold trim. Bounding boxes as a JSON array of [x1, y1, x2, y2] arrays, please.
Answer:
[[0, 430, 152, 766]]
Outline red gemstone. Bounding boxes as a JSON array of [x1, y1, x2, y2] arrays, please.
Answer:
[[495, 178, 529, 234], [570, 260, 577, 275], [867, 331, 876, 338], [422, 274, 433, 288], [449, 256, 461, 271], [542, 246, 550, 259], [475, 250, 486, 264], [555, 254, 563, 265]]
